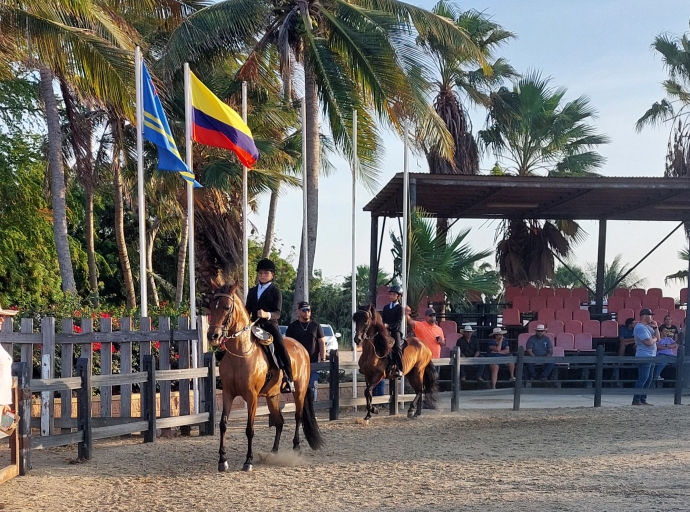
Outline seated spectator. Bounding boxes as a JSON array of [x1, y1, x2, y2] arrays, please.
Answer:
[[525, 324, 555, 381], [456, 325, 485, 382], [486, 327, 516, 389], [659, 315, 679, 342], [618, 318, 636, 357], [405, 306, 445, 359], [653, 332, 678, 381]]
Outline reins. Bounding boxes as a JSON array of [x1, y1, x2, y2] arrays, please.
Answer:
[[356, 311, 388, 359], [210, 292, 260, 358]]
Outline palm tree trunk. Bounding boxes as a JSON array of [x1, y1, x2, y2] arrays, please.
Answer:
[[112, 134, 136, 309], [292, 66, 320, 318], [175, 207, 189, 308], [262, 184, 280, 259], [85, 186, 99, 299], [147, 224, 160, 307], [40, 66, 77, 294]]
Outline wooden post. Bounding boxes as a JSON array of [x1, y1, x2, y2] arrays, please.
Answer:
[[12, 362, 31, 475], [203, 352, 216, 436], [513, 347, 524, 411], [139, 317, 152, 428], [594, 344, 604, 407], [178, 316, 191, 435], [60, 319, 74, 433], [40, 317, 55, 436], [451, 346, 461, 412], [158, 317, 172, 437], [143, 355, 156, 443], [119, 318, 132, 419], [76, 357, 92, 460], [675, 344, 685, 405], [389, 376, 399, 416], [329, 350, 339, 421], [100, 317, 113, 419]]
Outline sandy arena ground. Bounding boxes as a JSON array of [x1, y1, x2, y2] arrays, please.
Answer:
[[2, 402, 690, 512]]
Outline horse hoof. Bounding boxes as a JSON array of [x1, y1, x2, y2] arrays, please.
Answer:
[[218, 461, 229, 472], [363, 417, 370, 424], [242, 463, 253, 472], [407, 411, 416, 419], [371, 406, 379, 415]]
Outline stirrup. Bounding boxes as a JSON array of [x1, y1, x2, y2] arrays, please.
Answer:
[[280, 378, 295, 394]]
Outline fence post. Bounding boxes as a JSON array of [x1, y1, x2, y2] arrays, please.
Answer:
[[76, 357, 92, 460], [451, 347, 461, 412], [41, 317, 55, 436], [389, 376, 399, 416], [675, 345, 685, 405], [594, 344, 604, 407], [177, 316, 191, 436], [12, 362, 31, 475], [203, 352, 216, 436], [60, 319, 74, 434], [513, 347, 524, 411], [142, 355, 156, 443], [329, 350, 339, 421]]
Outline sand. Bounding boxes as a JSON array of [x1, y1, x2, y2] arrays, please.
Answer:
[[2, 404, 690, 512]]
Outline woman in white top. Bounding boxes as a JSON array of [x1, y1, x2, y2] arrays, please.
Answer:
[[0, 305, 18, 415]]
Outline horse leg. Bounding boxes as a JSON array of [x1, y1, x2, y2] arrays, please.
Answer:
[[406, 368, 423, 419], [218, 393, 234, 472], [292, 390, 304, 452], [266, 394, 284, 453], [364, 383, 373, 422], [243, 395, 258, 471]]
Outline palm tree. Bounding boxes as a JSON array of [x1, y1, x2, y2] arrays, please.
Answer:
[[550, 255, 646, 299], [665, 248, 689, 284], [162, 0, 486, 313], [478, 73, 609, 285]]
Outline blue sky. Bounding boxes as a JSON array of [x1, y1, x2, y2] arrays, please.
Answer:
[[251, 0, 690, 297]]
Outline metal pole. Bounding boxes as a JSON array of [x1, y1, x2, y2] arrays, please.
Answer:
[[595, 219, 607, 314], [242, 81, 249, 301], [301, 97, 309, 301], [135, 46, 147, 317], [352, 110, 358, 397], [400, 121, 409, 395]]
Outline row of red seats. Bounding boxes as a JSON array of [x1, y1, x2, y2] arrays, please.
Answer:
[[510, 295, 584, 313], [518, 332, 594, 351], [506, 286, 588, 302], [615, 308, 685, 325], [525, 319, 615, 337], [612, 287, 688, 301], [607, 296, 676, 312]]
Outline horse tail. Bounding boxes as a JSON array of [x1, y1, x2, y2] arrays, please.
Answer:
[[423, 361, 439, 405], [302, 389, 324, 450]]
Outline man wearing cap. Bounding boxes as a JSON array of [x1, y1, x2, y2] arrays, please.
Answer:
[[405, 306, 445, 359], [525, 324, 554, 381], [487, 327, 516, 389], [381, 285, 404, 377], [286, 301, 326, 402], [0, 305, 18, 416], [456, 325, 485, 382], [632, 308, 660, 406]]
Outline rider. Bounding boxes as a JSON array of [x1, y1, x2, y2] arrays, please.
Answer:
[[245, 258, 295, 393], [381, 285, 404, 378]]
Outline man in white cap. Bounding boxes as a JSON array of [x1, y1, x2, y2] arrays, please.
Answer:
[[456, 324, 485, 382], [525, 324, 554, 381], [0, 304, 18, 415]]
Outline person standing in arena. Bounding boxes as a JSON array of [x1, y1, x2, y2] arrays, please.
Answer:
[[286, 301, 327, 401]]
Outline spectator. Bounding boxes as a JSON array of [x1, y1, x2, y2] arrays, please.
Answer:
[[285, 301, 326, 402], [618, 318, 636, 357], [486, 327, 516, 389], [525, 324, 555, 381], [405, 306, 445, 359], [0, 305, 18, 416], [456, 325, 485, 382], [659, 315, 679, 342], [653, 330, 678, 382], [632, 308, 660, 406]]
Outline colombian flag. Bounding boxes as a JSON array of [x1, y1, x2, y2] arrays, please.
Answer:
[[190, 72, 259, 168]]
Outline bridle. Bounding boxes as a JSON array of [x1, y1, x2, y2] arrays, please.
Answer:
[[209, 293, 259, 357], [355, 310, 388, 359]]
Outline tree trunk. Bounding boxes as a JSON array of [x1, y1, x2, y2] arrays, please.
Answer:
[[85, 186, 99, 300], [262, 184, 280, 259], [147, 224, 160, 307], [112, 131, 136, 309], [292, 66, 320, 319], [40, 66, 77, 294], [175, 205, 189, 308]]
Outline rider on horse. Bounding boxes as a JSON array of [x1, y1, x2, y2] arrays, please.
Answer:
[[381, 285, 404, 378], [246, 258, 295, 393]]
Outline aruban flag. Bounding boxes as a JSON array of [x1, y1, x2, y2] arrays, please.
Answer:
[[190, 72, 259, 168]]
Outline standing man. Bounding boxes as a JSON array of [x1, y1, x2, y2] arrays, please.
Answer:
[[405, 306, 445, 358], [381, 285, 404, 377], [525, 324, 555, 381], [632, 308, 659, 406], [286, 301, 326, 402]]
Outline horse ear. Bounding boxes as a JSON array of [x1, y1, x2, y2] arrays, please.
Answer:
[[210, 279, 219, 292], [230, 282, 239, 295]]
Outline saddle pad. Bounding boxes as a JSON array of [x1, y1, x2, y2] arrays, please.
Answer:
[[251, 325, 273, 345]]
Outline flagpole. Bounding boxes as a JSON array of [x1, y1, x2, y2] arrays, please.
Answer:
[[301, 96, 309, 302], [184, 62, 199, 415], [242, 82, 249, 301], [401, 121, 410, 395], [351, 109, 358, 398], [135, 46, 147, 318]]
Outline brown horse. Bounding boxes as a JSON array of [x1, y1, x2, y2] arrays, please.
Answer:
[[352, 304, 438, 421], [207, 281, 323, 471]]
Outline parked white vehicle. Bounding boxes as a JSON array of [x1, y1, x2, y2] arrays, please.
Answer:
[[279, 324, 341, 358]]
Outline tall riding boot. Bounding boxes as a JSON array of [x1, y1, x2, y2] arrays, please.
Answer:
[[281, 355, 295, 393]]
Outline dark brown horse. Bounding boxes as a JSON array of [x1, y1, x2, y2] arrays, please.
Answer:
[[207, 281, 323, 471], [353, 304, 438, 421]]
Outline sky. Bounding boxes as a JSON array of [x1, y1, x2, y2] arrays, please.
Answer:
[[251, 0, 690, 298]]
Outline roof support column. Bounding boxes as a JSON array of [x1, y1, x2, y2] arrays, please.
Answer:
[[368, 213, 379, 306], [410, 179, 417, 211], [595, 219, 607, 315]]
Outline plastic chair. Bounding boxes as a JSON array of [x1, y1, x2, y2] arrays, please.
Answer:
[[537, 308, 555, 323], [573, 309, 590, 322], [505, 286, 522, 303], [574, 333, 594, 351], [601, 320, 619, 338], [681, 288, 688, 305], [552, 346, 565, 357], [512, 296, 531, 313], [547, 296, 564, 310], [529, 296, 547, 313], [671, 309, 686, 327], [555, 333, 575, 350], [659, 297, 675, 311], [518, 333, 531, 350], [564, 320, 583, 335], [439, 320, 458, 337], [545, 333, 555, 345], [555, 308, 573, 323], [572, 287, 589, 303], [642, 295, 659, 310], [502, 308, 522, 326], [555, 288, 572, 298], [624, 296, 642, 310], [583, 319, 601, 337], [617, 308, 635, 323], [653, 308, 669, 320], [441, 333, 462, 358], [527, 320, 541, 333], [538, 287, 555, 298], [630, 288, 646, 299], [376, 295, 390, 311], [564, 296, 582, 311], [612, 288, 630, 298], [522, 285, 538, 298], [606, 297, 625, 314], [647, 288, 663, 298], [547, 320, 564, 336]]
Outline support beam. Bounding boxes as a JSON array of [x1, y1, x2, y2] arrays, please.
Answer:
[[595, 219, 607, 314], [368, 214, 379, 306], [409, 179, 417, 212]]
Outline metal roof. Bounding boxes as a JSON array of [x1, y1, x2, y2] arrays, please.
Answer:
[[363, 174, 690, 221]]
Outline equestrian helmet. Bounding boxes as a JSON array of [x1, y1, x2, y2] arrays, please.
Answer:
[[389, 285, 402, 295], [256, 258, 276, 273]]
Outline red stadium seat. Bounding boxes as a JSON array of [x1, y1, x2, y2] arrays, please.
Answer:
[[555, 288, 572, 298], [377, 285, 390, 296], [617, 308, 635, 323], [546, 333, 555, 345], [502, 308, 522, 326], [564, 320, 583, 335], [556, 333, 575, 350], [653, 308, 669, 320], [512, 296, 531, 313], [612, 288, 630, 298], [671, 309, 686, 327], [601, 320, 619, 338], [505, 286, 522, 303], [573, 309, 590, 322], [527, 320, 541, 333], [642, 295, 659, 310], [574, 333, 594, 351], [538, 308, 555, 323], [538, 287, 555, 298], [529, 296, 547, 313], [547, 320, 565, 336], [630, 288, 646, 299], [518, 333, 531, 350], [624, 297, 642, 310], [441, 333, 462, 358], [681, 288, 688, 305], [647, 288, 663, 298], [583, 319, 601, 337], [659, 297, 675, 311], [606, 297, 625, 314], [564, 296, 581, 311], [634, 308, 643, 321], [555, 308, 573, 323], [522, 285, 538, 298], [547, 296, 564, 310], [417, 296, 429, 314], [552, 346, 565, 357], [439, 320, 458, 337], [376, 295, 389, 311], [572, 287, 589, 303]]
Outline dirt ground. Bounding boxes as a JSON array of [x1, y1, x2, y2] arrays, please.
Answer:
[[2, 404, 690, 512]]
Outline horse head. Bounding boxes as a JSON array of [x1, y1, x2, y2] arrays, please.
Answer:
[[206, 280, 243, 345], [352, 308, 372, 345]]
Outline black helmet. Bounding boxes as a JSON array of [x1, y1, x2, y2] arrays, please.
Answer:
[[256, 258, 276, 273], [389, 285, 402, 295]]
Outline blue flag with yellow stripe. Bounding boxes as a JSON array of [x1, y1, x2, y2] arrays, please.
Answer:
[[142, 63, 201, 188]]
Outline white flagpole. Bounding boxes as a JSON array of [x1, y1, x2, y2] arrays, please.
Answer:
[[401, 121, 410, 395], [135, 46, 147, 318], [184, 63, 199, 415], [351, 110, 358, 398], [242, 82, 249, 301], [301, 97, 309, 302]]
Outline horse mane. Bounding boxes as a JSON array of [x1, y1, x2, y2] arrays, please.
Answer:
[[367, 304, 392, 356]]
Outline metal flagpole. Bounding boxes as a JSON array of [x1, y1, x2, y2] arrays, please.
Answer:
[[400, 121, 410, 395], [184, 63, 199, 415], [301, 97, 309, 302], [242, 82, 249, 301], [135, 46, 147, 318], [351, 110, 358, 398]]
